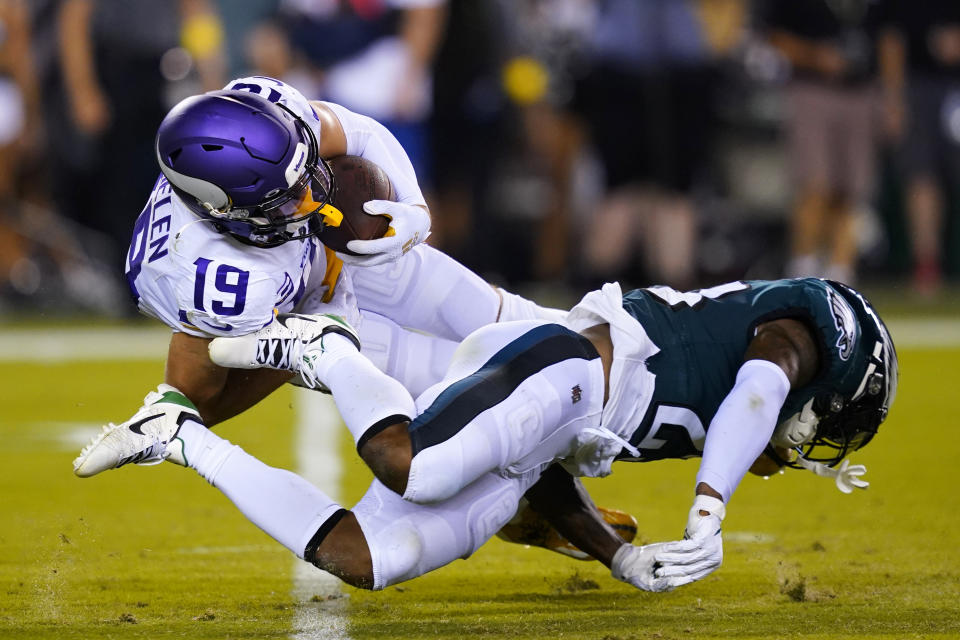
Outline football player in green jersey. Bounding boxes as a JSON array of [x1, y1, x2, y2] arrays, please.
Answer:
[[110, 278, 897, 592]]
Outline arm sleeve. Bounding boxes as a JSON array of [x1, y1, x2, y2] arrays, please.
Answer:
[[320, 101, 427, 208], [695, 359, 791, 502]]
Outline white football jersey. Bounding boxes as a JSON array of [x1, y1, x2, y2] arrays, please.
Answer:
[[223, 76, 322, 139], [125, 175, 352, 338]]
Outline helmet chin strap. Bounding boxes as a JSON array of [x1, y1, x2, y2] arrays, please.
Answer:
[[764, 395, 871, 494], [793, 455, 870, 494], [172, 217, 222, 253]]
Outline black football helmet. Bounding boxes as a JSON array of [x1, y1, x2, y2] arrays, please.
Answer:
[[772, 281, 898, 468]]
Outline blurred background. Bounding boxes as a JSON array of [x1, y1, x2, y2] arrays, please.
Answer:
[[2, 0, 960, 318]]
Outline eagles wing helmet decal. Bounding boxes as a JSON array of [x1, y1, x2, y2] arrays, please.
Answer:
[[827, 287, 856, 361]]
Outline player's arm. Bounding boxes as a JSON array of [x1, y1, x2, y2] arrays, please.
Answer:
[[522, 465, 627, 568], [222, 76, 428, 264], [58, 0, 109, 134], [695, 318, 819, 500], [165, 331, 294, 426], [642, 319, 820, 592], [310, 100, 430, 265]]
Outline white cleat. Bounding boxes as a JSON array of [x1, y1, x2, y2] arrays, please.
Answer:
[[208, 313, 361, 389], [73, 384, 200, 477]]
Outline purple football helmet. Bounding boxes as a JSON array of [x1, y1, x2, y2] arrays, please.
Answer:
[[156, 90, 335, 247]]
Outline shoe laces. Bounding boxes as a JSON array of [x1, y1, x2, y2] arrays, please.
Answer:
[[255, 334, 310, 371], [255, 329, 331, 389], [296, 340, 325, 389]]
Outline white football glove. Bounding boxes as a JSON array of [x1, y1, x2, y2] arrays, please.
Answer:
[[650, 495, 726, 589], [610, 543, 674, 592], [339, 200, 431, 267], [795, 456, 869, 493]]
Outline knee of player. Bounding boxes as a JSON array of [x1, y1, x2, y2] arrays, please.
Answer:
[[305, 510, 377, 590], [399, 430, 471, 504], [401, 455, 463, 504], [366, 522, 425, 590], [358, 422, 414, 495], [312, 559, 376, 590]]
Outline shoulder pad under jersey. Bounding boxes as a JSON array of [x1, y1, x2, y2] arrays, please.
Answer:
[[223, 76, 321, 137], [128, 180, 314, 337]]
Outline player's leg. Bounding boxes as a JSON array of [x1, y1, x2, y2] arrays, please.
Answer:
[[171, 418, 376, 587], [239, 318, 555, 492], [344, 469, 540, 589], [356, 309, 459, 398], [208, 316, 604, 502], [208, 314, 419, 448], [172, 413, 537, 589], [350, 244, 566, 343], [364, 321, 606, 504]]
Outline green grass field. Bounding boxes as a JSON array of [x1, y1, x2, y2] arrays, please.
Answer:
[[1, 320, 959, 639]]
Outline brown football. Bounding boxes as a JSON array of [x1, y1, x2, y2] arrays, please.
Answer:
[[320, 155, 395, 255]]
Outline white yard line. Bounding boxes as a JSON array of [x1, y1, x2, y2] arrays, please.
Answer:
[[886, 318, 960, 348], [290, 389, 351, 640], [0, 327, 170, 362]]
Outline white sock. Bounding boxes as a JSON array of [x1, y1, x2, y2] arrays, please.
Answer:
[[313, 345, 417, 448], [496, 288, 568, 324], [177, 419, 343, 558], [312, 332, 374, 382]]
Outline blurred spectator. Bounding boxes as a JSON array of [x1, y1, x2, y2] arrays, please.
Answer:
[[761, 0, 884, 286], [213, 0, 278, 79], [427, 0, 504, 267], [878, 1, 960, 295], [244, 18, 321, 100], [486, 0, 594, 282], [0, 0, 40, 298], [45, 0, 224, 276], [278, 0, 447, 186], [574, 0, 723, 290]]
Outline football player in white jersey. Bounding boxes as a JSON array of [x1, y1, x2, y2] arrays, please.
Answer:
[[73, 76, 634, 559], [74, 75, 564, 457]]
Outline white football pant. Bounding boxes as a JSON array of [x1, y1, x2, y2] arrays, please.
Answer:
[[402, 320, 605, 504]]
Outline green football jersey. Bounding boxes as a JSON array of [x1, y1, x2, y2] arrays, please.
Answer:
[[618, 279, 867, 462]]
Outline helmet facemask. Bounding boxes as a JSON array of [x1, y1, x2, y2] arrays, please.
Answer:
[[784, 386, 883, 468]]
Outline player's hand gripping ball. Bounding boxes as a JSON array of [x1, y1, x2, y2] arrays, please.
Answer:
[[320, 156, 396, 255]]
